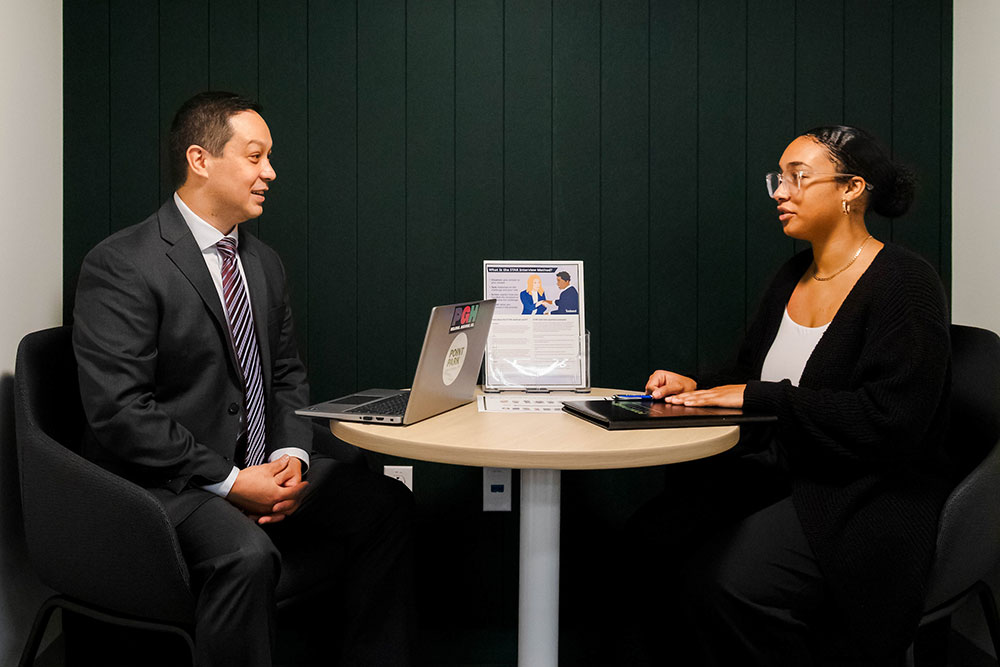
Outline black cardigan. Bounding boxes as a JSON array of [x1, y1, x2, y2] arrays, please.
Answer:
[[726, 242, 952, 656]]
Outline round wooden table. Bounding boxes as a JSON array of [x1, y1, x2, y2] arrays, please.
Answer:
[[331, 388, 740, 666]]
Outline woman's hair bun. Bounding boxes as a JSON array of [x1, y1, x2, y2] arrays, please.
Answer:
[[871, 162, 916, 218]]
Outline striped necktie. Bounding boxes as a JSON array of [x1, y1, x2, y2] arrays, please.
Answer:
[[216, 237, 266, 468]]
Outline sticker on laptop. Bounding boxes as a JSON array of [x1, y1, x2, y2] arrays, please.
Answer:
[[449, 303, 480, 333], [442, 333, 469, 386]]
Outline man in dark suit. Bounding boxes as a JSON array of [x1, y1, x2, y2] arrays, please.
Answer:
[[73, 92, 414, 666], [551, 271, 579, 315]]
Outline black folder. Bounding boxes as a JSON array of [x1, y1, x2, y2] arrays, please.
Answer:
[[561, 398, 777, 430]]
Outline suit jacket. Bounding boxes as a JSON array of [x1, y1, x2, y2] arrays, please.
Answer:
[[552, 285, 578, 314], [73, 199, 312, 523]]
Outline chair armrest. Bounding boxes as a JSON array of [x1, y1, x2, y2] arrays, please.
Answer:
[[16, 428, 194, 623], [924, 437, 1000, 610]]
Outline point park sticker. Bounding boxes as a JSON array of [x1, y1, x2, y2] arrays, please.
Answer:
[[442, 332, 469, 386]]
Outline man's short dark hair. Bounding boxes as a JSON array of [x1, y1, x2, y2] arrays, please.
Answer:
[[556, 271, 571, 282], [169, 91, 262, 188]]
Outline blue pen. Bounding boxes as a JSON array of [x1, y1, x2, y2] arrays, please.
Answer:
[[612, 394, 654, 401]]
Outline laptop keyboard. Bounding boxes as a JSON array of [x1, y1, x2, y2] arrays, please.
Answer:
[[345, 393, 410, 416]]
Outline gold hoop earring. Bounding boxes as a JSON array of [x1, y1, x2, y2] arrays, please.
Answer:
[[842, 199, 851, 215]]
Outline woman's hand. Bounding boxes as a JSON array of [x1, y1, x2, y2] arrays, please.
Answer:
[[664, 384, 746, 409], [645, 370, 697, 399]]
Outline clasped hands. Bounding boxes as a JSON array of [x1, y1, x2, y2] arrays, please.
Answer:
[[645, 370, 746, 409], [228, 455, 309, 525]]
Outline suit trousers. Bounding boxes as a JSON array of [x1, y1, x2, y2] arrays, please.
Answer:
[[174, 456, 415, 667]]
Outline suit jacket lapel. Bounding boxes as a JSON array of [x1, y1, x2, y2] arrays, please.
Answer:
[[157, 199, 242, 374], [238, 235, 273, 393]]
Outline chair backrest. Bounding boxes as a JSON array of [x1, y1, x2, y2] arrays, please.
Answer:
[[923, 324, 1000, 610], [15, 326, 87, 454], [949, 325, 1000, 472]]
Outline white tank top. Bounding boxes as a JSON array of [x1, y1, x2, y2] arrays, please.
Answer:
[[760, 308, 830, 386]]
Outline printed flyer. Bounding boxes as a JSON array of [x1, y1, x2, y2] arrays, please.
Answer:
[[482, 260, 586, 391]]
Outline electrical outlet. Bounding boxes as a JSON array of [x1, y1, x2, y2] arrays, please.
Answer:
[[383, 465, 413, 492], [483, 467, 512, 511]]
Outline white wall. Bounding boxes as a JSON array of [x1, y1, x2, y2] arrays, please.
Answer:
[[0, 1, 63, 368], [0, 0, 63, 663], [952, 0, 1000, 334], [950, 0, 1000, 655]]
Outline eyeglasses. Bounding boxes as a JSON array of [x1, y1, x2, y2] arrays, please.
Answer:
[[765, 171, 874, 198]]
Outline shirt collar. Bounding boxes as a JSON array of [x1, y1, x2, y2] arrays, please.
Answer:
[[173, 192, 239, 253]]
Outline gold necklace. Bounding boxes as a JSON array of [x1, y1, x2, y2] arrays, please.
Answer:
[[813, 235, 873, 282]]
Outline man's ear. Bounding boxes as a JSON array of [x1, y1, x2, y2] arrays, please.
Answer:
[[185, 145, 211, 180]]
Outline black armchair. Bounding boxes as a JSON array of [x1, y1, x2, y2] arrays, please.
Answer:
[[14, 326, 343, 666], [907, 324, 1000, 665]]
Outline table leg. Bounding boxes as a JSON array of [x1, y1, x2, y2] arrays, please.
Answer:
[[518, 468, 560, 666]]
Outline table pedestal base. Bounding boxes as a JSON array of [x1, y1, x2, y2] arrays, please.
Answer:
[[518, 468, 560, 666]]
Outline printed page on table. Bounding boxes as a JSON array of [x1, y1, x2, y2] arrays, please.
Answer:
[[476, 394, 605, 413], [482, 260, 586, 392]]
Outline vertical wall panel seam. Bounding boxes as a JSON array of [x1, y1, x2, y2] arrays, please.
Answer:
[[502, 0, 506, 257], [744, 0, 750, 329], [888, 0, 895, 242], [792, 0, 798, 132], [945, 0, 952, 278], [790, 0, 797, 261], [305, 0, 311, 345], [597, 0, 603, 383], [550, 0, 554, 254], [355, 0, 360, 390], [404, 0, 409, 372], [205, 1, 211, 88], [793, 0, 797, 131], [938, 0, 943, 274], [107, 1, 113, 239], [647, 0, 652, 363], [694, 1, 701, 372], [207, 0, 212, 87], [942, 0, 950, 277], [453, 0, 457, 300], [841, 0, 846, 122], [257, 0, 261, 134], [939, 0, 950, 277]]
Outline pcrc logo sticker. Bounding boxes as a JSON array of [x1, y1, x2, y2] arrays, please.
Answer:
[[442, 332, 468, 386]]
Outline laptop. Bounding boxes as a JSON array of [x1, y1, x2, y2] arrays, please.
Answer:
[[296, 299, 496, 425], [561, 397, 777, 430]]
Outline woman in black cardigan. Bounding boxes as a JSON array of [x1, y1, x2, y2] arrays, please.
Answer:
[[636, 126, 952, 665]]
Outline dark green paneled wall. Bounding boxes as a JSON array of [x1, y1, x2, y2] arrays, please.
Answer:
[[64, 0, 952, 398], [64, 0, 951, 659]]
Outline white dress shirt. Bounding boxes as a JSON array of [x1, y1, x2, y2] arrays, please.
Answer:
[[173, 193, 309, 498]]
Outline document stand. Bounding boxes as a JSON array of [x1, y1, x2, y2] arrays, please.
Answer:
[[483, 331, 590, 394]]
